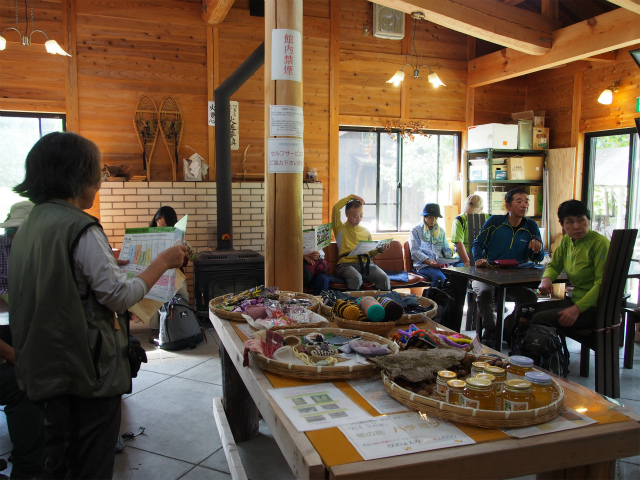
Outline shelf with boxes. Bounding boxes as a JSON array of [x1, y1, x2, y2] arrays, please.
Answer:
[[467, 148, 546, 220]]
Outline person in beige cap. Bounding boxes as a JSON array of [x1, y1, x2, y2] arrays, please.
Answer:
[[0, 201, 34, 302], [450, 194, 488, 266]]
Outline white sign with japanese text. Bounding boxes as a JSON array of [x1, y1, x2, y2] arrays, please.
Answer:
[[271, 29, 302, 82], [270, 105, 304, 137], [207, 101, 239, 150], [339, 412, 474, 461], [268, 138, 304, 173]]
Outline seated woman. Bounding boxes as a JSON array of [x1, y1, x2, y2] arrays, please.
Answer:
[[303, 251, 329, 295], [409, 203, 453, 288], [531, 200, 610, 329], [150, 206, 178, 227]]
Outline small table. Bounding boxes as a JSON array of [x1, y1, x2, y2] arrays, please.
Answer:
[[442, 266, 566, 349], [211, 311, 640, 479]]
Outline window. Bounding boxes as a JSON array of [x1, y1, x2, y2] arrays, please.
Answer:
[[0, 113, 65, 230], [338, 127, 461, 232], [583, 128, 640, 305]]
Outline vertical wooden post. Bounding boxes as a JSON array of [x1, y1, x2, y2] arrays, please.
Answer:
[[328, 0, 340, 222], [63, 0, 79, 133], [207, 26, 219, 181], [264, 0, 304, 291], [571, 71, 584, 199]]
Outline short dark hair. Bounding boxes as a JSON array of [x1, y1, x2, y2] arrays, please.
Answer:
[[505, 188, 528, 205], [151, 206, 178, 227], [13, 132, 102, 204], [557, 200, 590, 223], [345, 199, 362, 212]]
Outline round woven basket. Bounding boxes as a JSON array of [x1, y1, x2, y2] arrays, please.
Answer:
[[250, 327, 399, 380], [382, 371, 564, 429], [209, 290, 320, 322], [332, 312, 397, 337], [322, 291, 437, 326]]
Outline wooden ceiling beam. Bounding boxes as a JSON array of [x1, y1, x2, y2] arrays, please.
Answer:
[[202, 0, 235, 25], [606, 0, 640, 15], [371, 0, 558, 55], [468, 8, 640, 87]]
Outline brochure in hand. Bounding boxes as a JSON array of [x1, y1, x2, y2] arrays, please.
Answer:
[[345, 238, 392, 257], [119, 215, 187, 303], [303, 222, 332, 254]]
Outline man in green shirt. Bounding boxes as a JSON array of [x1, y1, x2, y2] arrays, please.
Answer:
[[532, 200, 609, 329], [450, 194, 488, 266]]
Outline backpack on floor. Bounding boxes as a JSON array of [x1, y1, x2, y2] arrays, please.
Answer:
[[423, 283, 457, 331], [158, 294, 204, 351], [510, 323, 570, 378]]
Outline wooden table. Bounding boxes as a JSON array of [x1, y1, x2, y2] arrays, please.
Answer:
[[442, 266, 564, 349], [210, 311, 640, 480]]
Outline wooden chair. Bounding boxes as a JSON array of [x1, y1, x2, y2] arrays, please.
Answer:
[[465, 213, 487, 330], [403, 241, 431, 289], [561, 228, 637, 398], [623, 306, 640, 369]]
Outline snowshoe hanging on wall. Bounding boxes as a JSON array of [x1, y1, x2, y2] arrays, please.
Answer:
[[159, 96, 183, 181], [133, 96, 159, 181]]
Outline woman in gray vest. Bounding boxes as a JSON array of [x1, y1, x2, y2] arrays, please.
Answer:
[[9, 132, 187, 480]]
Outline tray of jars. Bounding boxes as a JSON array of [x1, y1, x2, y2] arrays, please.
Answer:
[[381, 361, 565, 429]]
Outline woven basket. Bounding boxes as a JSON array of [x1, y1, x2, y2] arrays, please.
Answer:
[[250, 327, 399, 380], [332, 312, 398, 337], [209, 290, 321, 322], [382, 371, 564, 429], [322, 291, 436, 325]]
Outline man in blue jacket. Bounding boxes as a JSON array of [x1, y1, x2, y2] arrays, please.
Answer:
[[471, 188, 544, 344]]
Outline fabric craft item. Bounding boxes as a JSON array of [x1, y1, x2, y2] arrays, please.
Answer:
[[244, 305, 267, 320], [243, 331, 285, 367], [379, 297, 403, 322], [304, 333, 326, 345], [326, 335, 358, 346], [348, 339, 391, 357], [332, 299, 361, 320], [358, 296, 385, 322]]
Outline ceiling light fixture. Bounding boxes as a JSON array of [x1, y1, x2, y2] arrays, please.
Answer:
[[386, 12, 444, 88], [597, 82, 619, 105], [0, 0, 71, 56]]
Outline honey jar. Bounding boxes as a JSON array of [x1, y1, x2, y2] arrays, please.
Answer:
[[506, 355, 534, 380], [475, 373, 497, 393], [461, 377, 495, 410], [446, 379, 466, 405], [436, 370, 457, 396], [501, 379, 535, 411], [525, 371, 554, 408], [484, 365, 506, 396], [471, 361, 489, 376]]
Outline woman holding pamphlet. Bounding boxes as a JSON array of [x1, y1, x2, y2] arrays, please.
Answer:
[[9, 132, 187, 480], [409, 203, 453, 288]]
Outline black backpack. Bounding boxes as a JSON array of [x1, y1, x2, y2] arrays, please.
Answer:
[[158, 294, 205, 351], [423, 283, 457, 331], [510, 323, 570, 378]]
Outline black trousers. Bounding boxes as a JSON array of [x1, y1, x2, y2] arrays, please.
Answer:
[[39, 394, 121, 480]]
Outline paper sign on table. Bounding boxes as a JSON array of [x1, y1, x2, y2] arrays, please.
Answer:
[[268, 383, 370, 432], [348, 379, 409, 414], [339, 411, 475, 460], [503, 406, 597, 438]]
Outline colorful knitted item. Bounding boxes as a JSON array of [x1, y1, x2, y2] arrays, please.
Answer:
[[379, 297, 403, 322], [358, 296, 385, 322], [332, 299, 361, 320]]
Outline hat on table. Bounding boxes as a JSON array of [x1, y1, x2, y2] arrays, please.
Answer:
[[421, 203, 442, 218], [0, 201, 34, 228], [464, 194, 484, 214]]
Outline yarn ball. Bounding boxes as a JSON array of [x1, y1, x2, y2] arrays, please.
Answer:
[[333, 299, 361, 320], [358, 296, 386, 322], [379, 297, 404, 322]]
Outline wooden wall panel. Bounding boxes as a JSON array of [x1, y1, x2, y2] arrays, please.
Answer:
[[473, 78, 527, 125]]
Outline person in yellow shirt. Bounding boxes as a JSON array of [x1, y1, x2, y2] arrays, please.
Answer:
[[332, 194, 390, 291]]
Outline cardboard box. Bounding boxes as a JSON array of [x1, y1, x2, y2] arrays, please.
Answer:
[[524, 185, 543, 195], [517, 120, 533, 150], [512, 110, 546, 129], [469, 165, 487, 181], [491, 191, 507, 214], [533, 127, 549, 150], [468, 124, 519, 150], [507, 156, 544, 180], [526, 194, 543, 217], [506, 157, 525, 180], [491, 164, 508, 180]]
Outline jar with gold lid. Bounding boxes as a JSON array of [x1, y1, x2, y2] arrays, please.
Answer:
[[461, 377, 495, 410], [506, 355, 534, 380], [470, 361, 489, 376], [475, 373, 497, 393], [436, 370, 457, 396], [446, 379, 466, 405], [501, 379, 535, 411], [484, 365, 506, 396], [525, 371, 554, 408]]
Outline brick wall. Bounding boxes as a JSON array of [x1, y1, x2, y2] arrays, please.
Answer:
[[98, 181, 325, 295]]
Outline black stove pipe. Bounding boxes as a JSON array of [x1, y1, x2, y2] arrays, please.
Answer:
[[214, 42, 265, 251]]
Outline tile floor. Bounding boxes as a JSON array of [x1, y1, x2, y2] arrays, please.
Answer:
[[1, 316, 639, 480]]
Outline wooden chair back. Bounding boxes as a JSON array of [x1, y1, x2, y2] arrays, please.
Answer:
[[371, 240, 405, 271], [467, 213, 486, 264]]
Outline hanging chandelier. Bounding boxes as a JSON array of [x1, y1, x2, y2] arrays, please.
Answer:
[[387, 12, 444, 88], [0, 0, 71, 56]]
